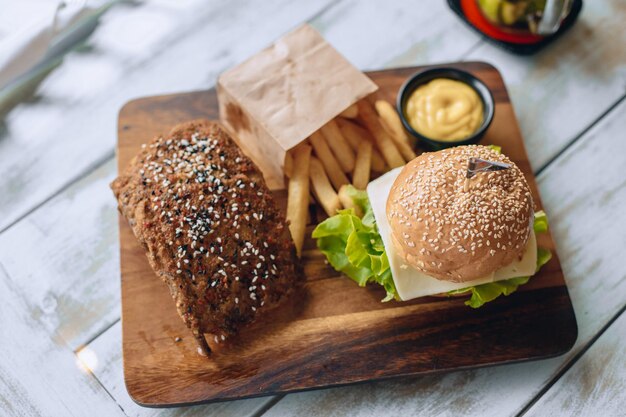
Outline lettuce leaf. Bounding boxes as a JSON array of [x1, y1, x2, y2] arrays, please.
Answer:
[[312, 185, 552, 307], [448, 214, 553, 308], [312, 186, 398, 301]]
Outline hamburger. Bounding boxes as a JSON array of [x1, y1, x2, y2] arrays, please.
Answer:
[[313, 145, 551, 307]]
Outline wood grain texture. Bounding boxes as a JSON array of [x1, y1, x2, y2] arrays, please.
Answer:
[[524, 312, 626, 417], [0, 267, 126, 417], [262, 94, 626, 417], [465, 0, 626, 170], [117, 63, 576, 407], [88, 321, 276, 417]]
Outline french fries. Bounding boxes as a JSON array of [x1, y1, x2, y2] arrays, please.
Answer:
[[335, 117, 387, 172], [352, 140, 372, 190], [338, 185, 363, 217], [320, 120, 356, 173], [284, 151, 293, 178], [286, 99, 411, 240], [339, 103, 358, 119], [309, 157, 341, 217], [357, 100, 405, 169], [286, 144, 311, 257], [309, 131, 349, 190], [375, 100, 416, 161]]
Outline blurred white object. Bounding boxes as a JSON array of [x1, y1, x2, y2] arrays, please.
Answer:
[[0, 0, 113, 90]]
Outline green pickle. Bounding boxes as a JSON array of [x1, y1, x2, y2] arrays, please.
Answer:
[[478, 0, 548, 28], [478, 0, 502, 23]]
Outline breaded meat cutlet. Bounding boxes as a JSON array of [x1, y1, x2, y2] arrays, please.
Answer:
[[111, 120, 301, 354]]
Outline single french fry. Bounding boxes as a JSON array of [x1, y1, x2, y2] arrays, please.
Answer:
[[375, 100, 411, 146], [338, 185, 363, 217], [352, 140, 372, 190], [339, 103, 358, 119], [284, 151, 293, 178], [320, 120, 355, 173], [336, 117, 387, 172], [375, 100, 417, 161], [309, 157, 341, 217], [309, 131, 349, 190], [286, 144, 311, 257], [357, 100, 405, 169], [380, 117, 417, 161], [335, 117, 365, 150]]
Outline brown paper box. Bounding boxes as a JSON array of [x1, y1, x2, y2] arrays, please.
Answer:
[[217, 24, 378, 189]]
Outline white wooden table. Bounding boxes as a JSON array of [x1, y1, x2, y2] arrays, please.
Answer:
[[1, 1, 625, 416]]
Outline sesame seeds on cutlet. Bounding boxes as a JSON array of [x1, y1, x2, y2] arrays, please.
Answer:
[[136, 128, 279, 311], [388, 145, 532, 264]]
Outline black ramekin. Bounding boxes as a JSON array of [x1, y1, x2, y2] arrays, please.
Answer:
[[397, 67, 495, 151]]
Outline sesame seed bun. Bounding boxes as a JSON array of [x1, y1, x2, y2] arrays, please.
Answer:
[[386, 145, 534, 282]]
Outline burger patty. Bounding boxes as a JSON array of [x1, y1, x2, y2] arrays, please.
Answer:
[[111, 120, 301, 354]]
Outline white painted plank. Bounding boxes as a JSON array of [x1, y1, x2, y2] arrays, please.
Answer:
[[0, 160, 119, 351], [524, 312, 626, 417], [0, 0, 335, 231], [0, 266, 126, 417], [87, 320, 275, 417], [310, 0, 481, 70], [466, 0, 626, 171], [260, 101, 626, 417]]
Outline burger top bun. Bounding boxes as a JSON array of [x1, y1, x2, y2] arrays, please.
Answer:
[[386, 145, 534, 283]]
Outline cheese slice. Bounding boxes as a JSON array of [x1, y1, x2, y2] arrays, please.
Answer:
[[367, 168, 537, 301]]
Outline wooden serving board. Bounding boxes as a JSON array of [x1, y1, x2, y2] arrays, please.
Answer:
[[117, 62, 577, 407]]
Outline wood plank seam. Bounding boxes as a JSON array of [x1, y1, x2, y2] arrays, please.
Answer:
[[250, 395, 286, 417], [76, 317, 121, 353], [515, 303, 626, 417], [535, 93, 626, 176], [2, 261, 127, 415], [0, 149, 115, 235], [306, 0, 348, 25], [457, 39, 485, 60], [78, 367, 129, 417], [0, 259, 128, 416]]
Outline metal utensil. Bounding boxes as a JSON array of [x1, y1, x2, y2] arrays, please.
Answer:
[[464, 157, 511, 191]]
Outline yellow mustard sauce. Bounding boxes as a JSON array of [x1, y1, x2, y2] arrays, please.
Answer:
[[406, 79, 484, 142]]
